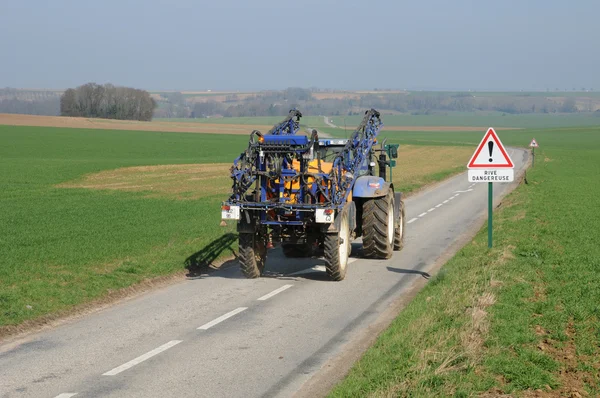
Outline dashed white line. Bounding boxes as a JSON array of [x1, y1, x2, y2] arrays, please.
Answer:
[[288, 265, 326, 276], [54, 394, 78, 398], [257, 285, 292, 301], [427, 208, 435, 212], [407, 217, 418, 224], [448, 197, 455, 201], [443, 200, 449, 204], [454, 189, 473, 193], [102, 340, 182, 376], [198, 307, 247, 330], [418, 212, 427, 217], [435, 204, 443, 208]]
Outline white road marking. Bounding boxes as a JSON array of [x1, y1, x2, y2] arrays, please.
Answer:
[[288, 265, 326, 276], [448, 197, 455, 201], [407, 218, 418, 224], [435, 204, 443, 208], [54, 394, 78, 398], [454, 189, 473, 193], [418, 212, 427, 217], [102, 340, 182, 376], [257, 284, 293, 301], [198, 307, 247, 330], [443, 200, 449, 204], [427, 208, 435, 212], [454, 193, 460, 197]]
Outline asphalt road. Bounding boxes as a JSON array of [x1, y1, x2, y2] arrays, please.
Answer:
[[0, 148, 529, 398]]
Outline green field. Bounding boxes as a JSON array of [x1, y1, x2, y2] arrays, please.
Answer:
[[330, 112, 600, 129], [0, 126, 249, 330], [153, 115, 329, 129], [329, 125, 600, 397], [0, 124, 474, 333], [403, 90, 600, 98]]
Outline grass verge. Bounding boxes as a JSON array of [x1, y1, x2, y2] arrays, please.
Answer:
[[328, 126, 600, 397]]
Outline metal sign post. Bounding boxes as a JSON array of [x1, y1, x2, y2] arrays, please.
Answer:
[[467, 128, 515, 248], [529, 138, 538, 168]]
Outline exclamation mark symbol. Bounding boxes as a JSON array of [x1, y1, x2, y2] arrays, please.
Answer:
[[488, 141, 494, 162]]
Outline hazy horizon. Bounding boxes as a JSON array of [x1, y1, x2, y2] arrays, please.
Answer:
[[2, 0, 598, 92]]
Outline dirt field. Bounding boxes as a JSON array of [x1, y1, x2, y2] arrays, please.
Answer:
[[57, 163, 233, 200], [57, 145, 473, 200], [385, 125, 520, 131], [0, 114, 272, 135], [0, 113, 521, 134]]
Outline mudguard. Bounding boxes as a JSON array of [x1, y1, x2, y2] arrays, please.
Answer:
[[327, 201, 356, 234], [353, 175, 389, 199]]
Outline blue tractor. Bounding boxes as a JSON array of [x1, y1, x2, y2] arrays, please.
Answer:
[[221, 109, 405, 280]]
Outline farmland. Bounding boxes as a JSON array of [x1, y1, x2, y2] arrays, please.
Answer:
[[0, 122, 475, 336], [329, 125, 600, 397], [329, 112, 600, 129]]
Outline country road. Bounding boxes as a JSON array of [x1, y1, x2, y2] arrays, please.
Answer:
[[323, 116, 337, 128], [0, 148, 529, 398]]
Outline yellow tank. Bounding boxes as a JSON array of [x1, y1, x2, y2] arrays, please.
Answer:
[[271, 159, 335, 204]]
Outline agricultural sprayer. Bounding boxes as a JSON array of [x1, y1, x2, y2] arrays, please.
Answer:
[[221, 108, 405, 280]]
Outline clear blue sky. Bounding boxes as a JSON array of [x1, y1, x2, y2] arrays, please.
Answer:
[[1, 0, 597, 91]]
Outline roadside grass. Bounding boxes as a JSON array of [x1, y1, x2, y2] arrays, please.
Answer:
[[0, 125, 476, 333], [328, 126, 600, 397]]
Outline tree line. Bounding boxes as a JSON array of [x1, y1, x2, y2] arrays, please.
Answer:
[[60, 83, 157, 121], [153, 87, 597, 119]]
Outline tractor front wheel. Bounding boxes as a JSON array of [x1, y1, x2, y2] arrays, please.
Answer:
[[362, 189, 394, 259]]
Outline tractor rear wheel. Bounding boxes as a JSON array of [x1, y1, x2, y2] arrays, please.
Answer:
[[362, 189, 394, 259], [239, 231, 267, 278], [394, 197, 406, 251], [324, 209, 351, 281]]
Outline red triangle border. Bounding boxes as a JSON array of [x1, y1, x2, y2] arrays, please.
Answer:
[[467, 128, 514, 168]]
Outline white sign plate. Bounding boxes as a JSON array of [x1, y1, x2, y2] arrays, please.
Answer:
[[315, 209, 334, 223], [221, 205, 240, 220], [469, 169, 514, 183]]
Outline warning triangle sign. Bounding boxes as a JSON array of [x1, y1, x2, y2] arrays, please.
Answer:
[[529, 138, 538, 147], [467, 128, 514, 168]]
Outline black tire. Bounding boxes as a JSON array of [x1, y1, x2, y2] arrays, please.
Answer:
[[239, 232, 266, 278], [281, 243, 310, 258], [324, 209, 351, 281], [394, 198, 405, 251], [362, 189, 394, 259]]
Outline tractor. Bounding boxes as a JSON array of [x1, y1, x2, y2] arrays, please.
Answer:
[[221, 108, 405, 281]]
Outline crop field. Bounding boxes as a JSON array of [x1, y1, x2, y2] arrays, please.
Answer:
[[0, 114, 277, 135], [330, 125, 600, 397], [330, 112, 600, 129], [153, 115, 329, 129], [0, 124, 474, 337]]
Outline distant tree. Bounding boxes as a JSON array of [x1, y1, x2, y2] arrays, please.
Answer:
[[60, 83, 156, 121]]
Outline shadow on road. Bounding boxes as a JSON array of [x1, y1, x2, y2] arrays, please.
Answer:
[[386, 266, 430, 279], [185, 235, 363, 281], [184, 233, 238, 278]]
